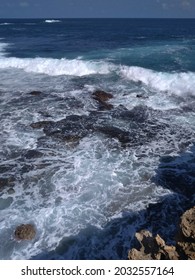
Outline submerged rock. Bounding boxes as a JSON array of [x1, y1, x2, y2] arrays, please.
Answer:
[[24, 150, 43, 159], [30, 121, 54, 129], [14, 224, 36, 241], [92, 90, 114, 111], [98, 101, 114, 110], [95, 126, 131, 144], [30, 105, 168, 147], [28, 91, 42, 96], [0, 177, 15, 192], [92, 90, 113, 102]]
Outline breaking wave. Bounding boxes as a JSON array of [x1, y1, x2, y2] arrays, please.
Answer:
[[120, 65, 195, 95], [0, 56, 113, 76]]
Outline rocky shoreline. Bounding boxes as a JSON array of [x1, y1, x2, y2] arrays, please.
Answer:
[[128, 206, 195, 260], [1, 88, 195, 259]]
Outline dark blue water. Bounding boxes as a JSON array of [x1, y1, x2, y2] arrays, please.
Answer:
[[0, 19, 194, 260], [1, 18, 195, 71]]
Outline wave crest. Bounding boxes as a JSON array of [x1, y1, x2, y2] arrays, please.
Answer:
[[0, 57, 113, 76], [121, 65, 195, 95]]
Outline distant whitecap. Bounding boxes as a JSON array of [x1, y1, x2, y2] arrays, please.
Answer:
[[44, 20, 61, 23]]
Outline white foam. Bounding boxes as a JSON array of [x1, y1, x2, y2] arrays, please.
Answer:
[[0, 42, 9, 57], [45, 20, 61, 23], [120, 66, 195, 96], [0, 57, 113, 76]]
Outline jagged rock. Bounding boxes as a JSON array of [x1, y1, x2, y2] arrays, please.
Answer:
[[177, 242, 195, 260], [128, 207, 195, 260], [14, 224, 36, 240], [180, 206, 195, 239], [128, 230, 179, 260]]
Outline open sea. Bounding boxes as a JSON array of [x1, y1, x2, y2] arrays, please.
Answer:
[[0, 18, 195, 260]]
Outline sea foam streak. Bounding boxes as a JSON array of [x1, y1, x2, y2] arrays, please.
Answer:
[[0, 23, 13, 25], [0, 57, 113, 76], [121, 66, 195, 95]]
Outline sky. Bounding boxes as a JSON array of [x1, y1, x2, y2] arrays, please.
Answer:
[[0, 0, 194, 18]]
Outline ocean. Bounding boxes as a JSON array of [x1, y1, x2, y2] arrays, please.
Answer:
[[0, 18, 195, 260]]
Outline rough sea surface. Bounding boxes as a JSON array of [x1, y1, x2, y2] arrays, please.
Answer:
[[0, 18, 195, 259]]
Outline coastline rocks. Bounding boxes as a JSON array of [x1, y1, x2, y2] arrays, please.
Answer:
[[14, 224, 36, 241], [30, 103, 170, 147], [128, 206, 195, 260], [180, 206, 195, 240], [128, 230, 179, 260]]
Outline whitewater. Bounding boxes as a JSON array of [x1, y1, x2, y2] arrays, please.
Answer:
[[0, 19, 195, 260]]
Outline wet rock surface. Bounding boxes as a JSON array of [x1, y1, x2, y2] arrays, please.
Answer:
[[92, 90, 113, 102], [92, 90, 114, 110], [30, 105, 173, 147]]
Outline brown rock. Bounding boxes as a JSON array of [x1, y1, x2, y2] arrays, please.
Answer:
[[177, 242, 195, 260], [128, 248, 152, 260], [128, 206, 195, 260], [128, 230, 179, 260], [14, 224, 36, 240], [180, 206, 195, 240], [92, 90, 113, 102]]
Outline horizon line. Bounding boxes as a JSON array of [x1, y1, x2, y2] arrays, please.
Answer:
[[0, 17, 195, 20]]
